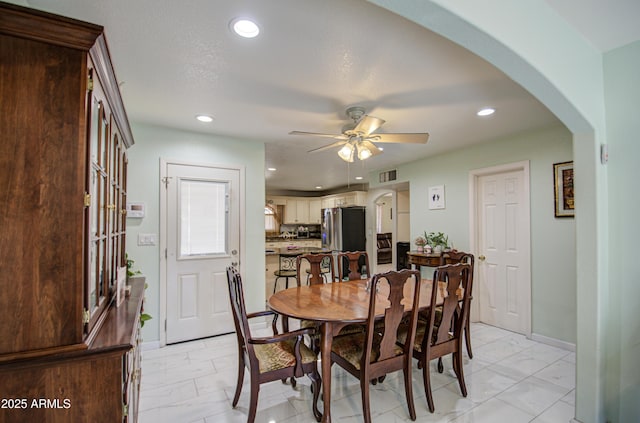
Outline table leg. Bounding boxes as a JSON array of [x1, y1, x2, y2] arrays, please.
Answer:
[[320, 322, 333, 423]]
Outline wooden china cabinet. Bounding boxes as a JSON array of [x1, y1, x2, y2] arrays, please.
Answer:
[[0, 3, 142, 422]]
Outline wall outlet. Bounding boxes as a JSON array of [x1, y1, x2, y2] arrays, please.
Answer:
[[138, 233, 157, 246]]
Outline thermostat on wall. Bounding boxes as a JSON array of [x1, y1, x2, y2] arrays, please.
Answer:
[[126, 202, 145, 218]]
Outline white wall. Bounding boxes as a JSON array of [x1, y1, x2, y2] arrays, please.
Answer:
[[603, 40, 640, 423], [125, 122, 265, 343], [371, 125, 576, 343]]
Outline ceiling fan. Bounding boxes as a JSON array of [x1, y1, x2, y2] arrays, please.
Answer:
[[289, 106, 429, 162]]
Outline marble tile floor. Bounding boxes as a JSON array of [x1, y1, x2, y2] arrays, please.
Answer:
[[138, 322, 576, 423]]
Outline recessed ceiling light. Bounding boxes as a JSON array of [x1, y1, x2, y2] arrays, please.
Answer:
[[315, 186, 322, 189], [355, 176, 363, 180], [231, 18, 260, 38], [477, 108, 496, 117], [196, 114, 214, 123], [267, 167, 276, 171]]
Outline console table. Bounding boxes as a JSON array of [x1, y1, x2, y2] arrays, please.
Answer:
[[406, 251, 443, 269]]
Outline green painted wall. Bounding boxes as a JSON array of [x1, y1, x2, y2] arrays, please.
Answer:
[[603, 40, 640, 423], [371, 125, 576, 343], [125, 122, 265, 343]]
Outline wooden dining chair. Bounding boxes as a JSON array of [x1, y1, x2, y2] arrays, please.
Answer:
[[403, 262, 472, 413], [330, 269, 422, 423], [225, 266, 322, 423], [296, 252, 335, 286], [440, 251, 475, 360], [337, 251, 370, 281]]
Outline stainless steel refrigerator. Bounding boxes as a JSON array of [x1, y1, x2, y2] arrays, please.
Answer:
[[321, 206, 366, 252]]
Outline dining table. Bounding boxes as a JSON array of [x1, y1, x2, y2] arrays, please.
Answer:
[[268, 276, 456, 423]]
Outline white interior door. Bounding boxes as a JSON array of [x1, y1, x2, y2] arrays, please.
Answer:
[[475, 164, 531, 335], [165, 162, 239, 344]]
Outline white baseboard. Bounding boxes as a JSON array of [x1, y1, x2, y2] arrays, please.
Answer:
[[530, 332, 576, 352]]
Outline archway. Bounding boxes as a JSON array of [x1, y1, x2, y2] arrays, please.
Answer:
[[368, 2, 604, 422]]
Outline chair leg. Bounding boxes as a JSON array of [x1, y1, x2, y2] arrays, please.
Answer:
[[248, 374, 260, 423], [309, 369, 323, 422], [437, 357, 444, 373], [465, 315, 473, 358], [422, 358, 435, 413], [232, 350, 245, 407], [453, 351, 468, 397], [360, 376, 372, 423], [403, 362, 417, 420]]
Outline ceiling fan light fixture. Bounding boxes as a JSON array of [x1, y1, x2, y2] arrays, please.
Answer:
[[356, 142, 373, 160], [338, 143, 355, 162]]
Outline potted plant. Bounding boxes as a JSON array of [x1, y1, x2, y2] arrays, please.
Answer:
[[126, 254, 152, 327], [424, 231, 449, 254]]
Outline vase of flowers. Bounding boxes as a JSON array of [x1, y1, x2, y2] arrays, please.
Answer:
[[414, 235, 427, 253]]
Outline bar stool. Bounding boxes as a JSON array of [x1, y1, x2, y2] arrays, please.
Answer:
[[273, 251, 298, 293]]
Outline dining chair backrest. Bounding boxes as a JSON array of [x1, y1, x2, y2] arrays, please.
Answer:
[[226, 266, 252, 353], [441, 251, 474, 293], [296, 252, 335, 286], [368, 269, 422, 366], [337, 251, 370, 281]]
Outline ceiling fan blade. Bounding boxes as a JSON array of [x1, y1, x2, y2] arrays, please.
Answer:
[[289, 130, 347, 140], [371, 133, 430, 144], [353, 115, 385, 136], [360, 140, 383, 156], [308, 140, 347, 153]]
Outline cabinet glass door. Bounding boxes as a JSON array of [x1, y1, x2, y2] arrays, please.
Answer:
[[85, 85, 110, 331]]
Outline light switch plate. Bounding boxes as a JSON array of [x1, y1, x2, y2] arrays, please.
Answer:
[[138, 233, 157, 246]]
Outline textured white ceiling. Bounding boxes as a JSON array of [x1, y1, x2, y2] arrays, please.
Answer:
[[14, 0, 640, 192]]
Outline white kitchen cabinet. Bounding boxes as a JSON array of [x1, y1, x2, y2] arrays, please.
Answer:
[[296, 199, 310, 223], [321, 197, 336, 209], [309, 199, 322, 223], [284, 198, 310, 224], [320, 191, 367, 208]]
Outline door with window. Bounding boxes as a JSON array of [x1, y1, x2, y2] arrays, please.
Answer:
[[165, 162, 239, 344]]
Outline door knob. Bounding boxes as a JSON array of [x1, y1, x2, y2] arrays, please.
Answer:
[[478, 255, 486, 261]]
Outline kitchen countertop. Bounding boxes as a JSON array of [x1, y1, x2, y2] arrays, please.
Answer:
[[266, 237, 321, 242], [266, 246, 329, 256]]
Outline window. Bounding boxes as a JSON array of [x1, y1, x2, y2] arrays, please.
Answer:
[[265, 206, 277, 231], [179, 179, 228, 257]]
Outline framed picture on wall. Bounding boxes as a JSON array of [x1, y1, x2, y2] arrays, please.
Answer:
[[428, 185, 445, 210], [554, 161, 574, 217]]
